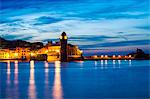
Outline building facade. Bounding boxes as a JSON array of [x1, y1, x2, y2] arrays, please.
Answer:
[[0, 32, 83, 61]]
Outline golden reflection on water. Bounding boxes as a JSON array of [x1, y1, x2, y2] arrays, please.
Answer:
[[14, 61, 18, 84], [6, 60, 11, 97], [7, 61, 10, 74], [7, 61, 10, 84], [14, 61, 19, 99], [45, 61, 49, 73], [52, 61, 63, 99], [44, 61, 50, 98], [45, 61, 49, 84], [28, 60, 36, 99]]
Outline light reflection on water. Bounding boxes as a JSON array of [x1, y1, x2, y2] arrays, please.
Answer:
[[104, 60, 108, 68], [44, 61, 50, 98], [2, 60, 149, 99], [105, 60, 108, 65], [94, 61, 97, 69], [26, 61, 63, 99], [113, 60, 116, 68], [129, 60, 132, 66], [28, 60, 36, 99], [14, 61, 19, 99], [7, 61, 10, 74], [100, 60, 104, 69], [52, 61, 63, 99], [14, 61, 18, 84], [45, 61, 49, 73], [7, 61, 10, 84], [118, 60, 121, 68], [44, 61, 49, 85]]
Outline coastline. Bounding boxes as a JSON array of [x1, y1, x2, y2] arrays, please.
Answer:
[[0, 58, 149, 63]]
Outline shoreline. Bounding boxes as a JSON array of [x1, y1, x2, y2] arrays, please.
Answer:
[[0, 58, 149, 62]]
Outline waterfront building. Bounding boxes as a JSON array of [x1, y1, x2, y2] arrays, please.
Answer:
[[0, 47, 30, 60], [37, 32, 82, 61], [15, 47, 30, 60], [0, 32, 83, 61], [0, 49, 10, 59]]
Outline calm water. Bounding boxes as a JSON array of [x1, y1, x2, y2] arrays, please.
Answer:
[[0, 60, 149, 99]]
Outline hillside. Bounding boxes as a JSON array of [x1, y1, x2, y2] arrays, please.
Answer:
[[0, 37, 44, 50]]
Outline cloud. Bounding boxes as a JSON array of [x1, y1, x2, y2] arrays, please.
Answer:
[[34, 16, 62, 25], [3, 34, 34, 41], [0, 18, 21, 24], [69, 35, 119, 42], [136, 25, 150, 30], [79, 39, 150, 48], [0, 0, 149, 50]]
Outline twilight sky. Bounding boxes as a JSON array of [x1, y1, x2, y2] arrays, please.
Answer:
[[0, 0, 149, 51]]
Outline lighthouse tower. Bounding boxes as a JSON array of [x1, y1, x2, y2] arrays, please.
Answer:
[[60, 32, 68, 62]]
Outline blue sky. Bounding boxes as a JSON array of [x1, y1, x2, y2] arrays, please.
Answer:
[[0, 0, 149, 52]]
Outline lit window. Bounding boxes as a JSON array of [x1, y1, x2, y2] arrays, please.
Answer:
[[64, 36, 67, 39], [30, 53, 35, 56], [113, 55, 115, 58], [80, 50, 83, 53], [129, 55, 131, 58], [14, 53, 18, 57], [105, 55, 108, 58], [101, 55, 104, 58], [93, 55, 97, 58], [60, 36, 62, 39], [118, 55, 121, 58], [56, 50, 60, 53]]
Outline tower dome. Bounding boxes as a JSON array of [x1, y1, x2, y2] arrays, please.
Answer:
[[61, 32, 67, 36]]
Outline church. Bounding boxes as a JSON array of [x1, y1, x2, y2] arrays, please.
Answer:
[[32, 32, 83, 61]]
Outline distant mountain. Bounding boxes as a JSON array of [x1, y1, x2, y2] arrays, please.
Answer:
[[0, 37, 43, 50]]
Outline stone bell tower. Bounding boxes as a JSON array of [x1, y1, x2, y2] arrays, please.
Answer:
[[60, 32, 68, 62]]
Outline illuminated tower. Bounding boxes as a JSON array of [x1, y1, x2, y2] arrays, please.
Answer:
[[60, 32, 68, 62]]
